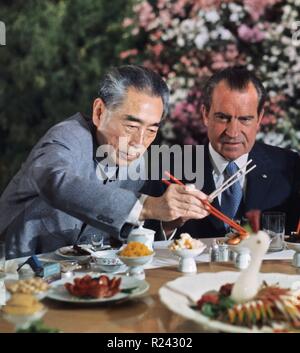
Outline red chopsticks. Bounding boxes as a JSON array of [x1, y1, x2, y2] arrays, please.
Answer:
[[296, 219, 300, 234], [163, 171, 248, 236]]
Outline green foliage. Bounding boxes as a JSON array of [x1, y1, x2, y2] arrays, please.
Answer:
[[0, 0, 135, 191], [16, 319, 61, 333]]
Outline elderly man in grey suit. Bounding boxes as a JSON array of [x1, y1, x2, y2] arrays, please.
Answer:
[[0, 65, 208, 258]]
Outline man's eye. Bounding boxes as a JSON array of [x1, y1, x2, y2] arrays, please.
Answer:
[[126, 125, 138, 130], [216, 116, 230, 122], [239, 117, 253, 124], [147, 128, 158, 134]]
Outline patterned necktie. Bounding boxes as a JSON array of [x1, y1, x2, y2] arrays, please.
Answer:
[[221, 161, 243, 224]]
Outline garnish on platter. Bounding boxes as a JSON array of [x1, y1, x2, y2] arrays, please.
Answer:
[[192, 220, 300, 331], [195, 281, 300, 330]]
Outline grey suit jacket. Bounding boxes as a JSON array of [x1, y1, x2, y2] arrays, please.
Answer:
[[0, 113, 146, 258]]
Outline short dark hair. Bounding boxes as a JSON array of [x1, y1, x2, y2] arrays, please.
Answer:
[[202, 66, 267, 114], [98, 65, 169, 119]]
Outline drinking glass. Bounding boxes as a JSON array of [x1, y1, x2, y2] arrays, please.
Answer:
[[90, 234, 104, 250], [262, 212, 285, 252]]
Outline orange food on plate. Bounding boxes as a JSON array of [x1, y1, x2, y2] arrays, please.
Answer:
[[64, 274, 121, 298], [226, 232, 250, 245], [120, 241, 153, 257]]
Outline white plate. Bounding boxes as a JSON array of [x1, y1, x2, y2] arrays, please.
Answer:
[[54, 245, 92, 261], [159, 271, 300, 333], [46, 273, 149, 304]]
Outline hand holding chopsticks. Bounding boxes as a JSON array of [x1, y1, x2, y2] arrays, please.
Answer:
[[162, 171, 249, 236]]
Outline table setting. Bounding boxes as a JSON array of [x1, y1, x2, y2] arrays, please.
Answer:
[[1, 168, 300, 333]]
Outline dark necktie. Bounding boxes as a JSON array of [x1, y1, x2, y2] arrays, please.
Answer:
[[221, 161, 243, 224]]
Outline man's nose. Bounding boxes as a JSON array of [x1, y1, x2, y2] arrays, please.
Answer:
[[225, 118, 240, 138], [130, 129, 145, 145]]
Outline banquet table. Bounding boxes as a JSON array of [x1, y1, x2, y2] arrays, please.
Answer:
[[0, 239, 299, 333]]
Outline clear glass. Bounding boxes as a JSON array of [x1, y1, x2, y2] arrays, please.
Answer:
[[0, 241, 5, 278], [262, 212, 285, 252], [90, 234, 104, 250]]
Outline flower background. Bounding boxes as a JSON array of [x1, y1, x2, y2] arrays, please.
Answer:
[[0, 0, 300, 191], [121, 0, 300, 148]]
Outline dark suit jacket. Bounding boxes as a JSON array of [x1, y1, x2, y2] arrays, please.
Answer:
[[144, 142, 300, 238]]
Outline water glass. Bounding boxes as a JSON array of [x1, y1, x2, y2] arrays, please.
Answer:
[[90, 234, 104, 250], [262, 212, 285, 252], [0, 241, 5, 278]]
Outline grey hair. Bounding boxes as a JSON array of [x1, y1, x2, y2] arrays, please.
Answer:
[[98, 65, 169, 119]]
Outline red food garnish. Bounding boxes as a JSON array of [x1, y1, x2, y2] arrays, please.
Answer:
[[197, 292, 219, 308], [245, 209, 261, 233], [219, 283, 234, 297], [64, 275, 121, 298]]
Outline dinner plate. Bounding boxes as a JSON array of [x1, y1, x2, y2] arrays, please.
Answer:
[[54, 245, 92, 261], [159, 271, 300, 333], [46, 273, 149, 304]]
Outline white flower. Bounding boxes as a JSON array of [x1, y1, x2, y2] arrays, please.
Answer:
[[177, 36, 185, 47], [194, 30, 209, 49], [180, 19, 196, 34], [271, 46, 281, 56], [230, 13, 240, 23], [228, 3, 242, 13], [219, 27, 233, 40], [204, 10, 220, 23]]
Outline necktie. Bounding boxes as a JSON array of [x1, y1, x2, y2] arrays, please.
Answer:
[[221, 161, 243, 224]]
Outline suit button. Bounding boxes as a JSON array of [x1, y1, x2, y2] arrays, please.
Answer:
[[97, 215, 103, 221], [107, 218, 113, 224]]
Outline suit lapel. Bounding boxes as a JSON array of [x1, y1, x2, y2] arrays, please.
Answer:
[[244, 143, 274, 212]]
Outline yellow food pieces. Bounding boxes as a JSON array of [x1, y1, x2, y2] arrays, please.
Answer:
[[120, 242, 153, 257], [2, 293, 44, 315], [6, 277, 49, 295]]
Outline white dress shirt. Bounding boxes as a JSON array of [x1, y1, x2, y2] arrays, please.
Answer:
[[209, 143, 249, 205]]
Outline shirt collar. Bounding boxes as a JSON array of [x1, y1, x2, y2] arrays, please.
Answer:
[[208, 143, 249, 175]]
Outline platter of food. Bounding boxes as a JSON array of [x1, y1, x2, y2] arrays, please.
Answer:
[[46, 273, 149, 304], [159, 271, 300, 333], [54, 244, 93, 261]]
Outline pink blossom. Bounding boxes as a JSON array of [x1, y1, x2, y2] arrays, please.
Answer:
[[237, 24, 265, 43], [122, 18, 134, 28], [134, 2, 156, 30], [151, 44, 164, 57], [244, 0, 280, 21], [119, 49, 138, 60]]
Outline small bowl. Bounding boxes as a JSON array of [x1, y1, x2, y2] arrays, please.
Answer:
[[117, 253, 155, 280], [285, 240, 300, 252], [170, 246, 206, 273], [92, 250, 125, 273], [2, 308, 47, 330]]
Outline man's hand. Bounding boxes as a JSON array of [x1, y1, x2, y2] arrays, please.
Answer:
[[139, 184, 209, 222]]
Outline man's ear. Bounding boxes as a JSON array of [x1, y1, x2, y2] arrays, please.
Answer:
[[201, 104, 209, 127], [257, 108, 264, 130], [92, 98, 106, 128]]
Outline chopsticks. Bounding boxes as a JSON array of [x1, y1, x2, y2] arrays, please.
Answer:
[[296, 219, 300, 234], [162, 171, 248, 236], [209, 159, 256, 201]]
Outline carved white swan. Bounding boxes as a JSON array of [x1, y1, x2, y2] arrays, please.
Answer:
[[231, 230, 270, 303]]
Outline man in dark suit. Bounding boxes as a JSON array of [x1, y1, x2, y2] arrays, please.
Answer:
[[147, 66, 300, 238]]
